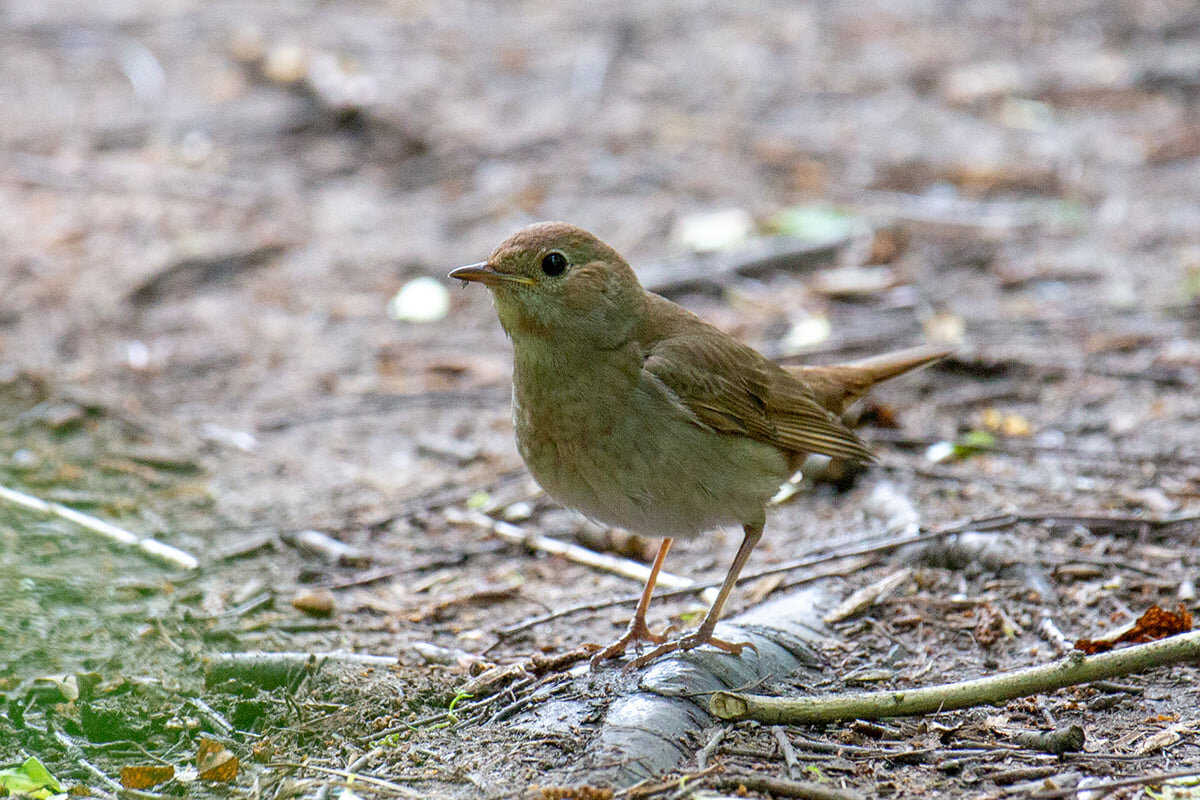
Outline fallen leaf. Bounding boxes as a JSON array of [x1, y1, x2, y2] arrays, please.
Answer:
[[0, 757, 63, 799], [196, 738, 239, 783], [1135, 722, 1196, 756], [120, 765, 175, 789], [1075, 603, 1193, 654]]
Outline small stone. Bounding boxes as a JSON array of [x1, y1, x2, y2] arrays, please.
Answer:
[[291, 589, 335, 618], [388, 277, 451, 323], [673, 208, 755, 253]]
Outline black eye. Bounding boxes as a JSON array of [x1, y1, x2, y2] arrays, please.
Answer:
[[541, 251, 568, 276]]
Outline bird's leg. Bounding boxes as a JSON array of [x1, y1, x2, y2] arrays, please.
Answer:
[[626, 523, 762, 669], [589, 537, 672, 668]]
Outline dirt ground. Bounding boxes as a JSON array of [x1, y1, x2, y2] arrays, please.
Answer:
[[2, 1, 1200, 798]]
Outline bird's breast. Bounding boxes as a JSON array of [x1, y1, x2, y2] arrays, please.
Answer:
[[510, 342, 788, 538]]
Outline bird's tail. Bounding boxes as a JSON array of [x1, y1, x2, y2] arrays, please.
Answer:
[[788, 344, 953, 414]]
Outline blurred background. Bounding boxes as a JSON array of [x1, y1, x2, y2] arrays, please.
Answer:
[[2, 0, 1199, 794], [3, 0, 1197, 525]]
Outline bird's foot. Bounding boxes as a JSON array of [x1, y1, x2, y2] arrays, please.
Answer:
[[624, 630, 758, 670], [588, 616, 669, 670]]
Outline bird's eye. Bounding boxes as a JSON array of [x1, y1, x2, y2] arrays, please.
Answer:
[[541, 251, 568, 276]]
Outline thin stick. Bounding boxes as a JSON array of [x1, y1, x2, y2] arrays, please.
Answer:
[[1025, 768, 1200, 800], [496, 506, 1200, 637], [0, 484, 199, 570], [268, 762, 423, 798], [717, 773, 865, 800], [695, 727, 726, 771], [872, 428, 1200, 470], [774, 726, 800, 778], [498, 516, 1004, 636], [710, 629, 1200, 725], [444, 507, 693, 590], [207, 650, 398, 671]]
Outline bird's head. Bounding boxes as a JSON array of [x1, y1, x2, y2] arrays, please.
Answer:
[[450, 222, 644, 347]]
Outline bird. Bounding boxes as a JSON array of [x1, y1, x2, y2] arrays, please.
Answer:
[[449, 221, 949, 668]]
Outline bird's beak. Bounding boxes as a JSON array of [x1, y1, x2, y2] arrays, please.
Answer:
[[448, 262, 534, 287]]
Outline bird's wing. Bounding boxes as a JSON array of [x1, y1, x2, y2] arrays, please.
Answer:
[[641, 330, 876, 463]]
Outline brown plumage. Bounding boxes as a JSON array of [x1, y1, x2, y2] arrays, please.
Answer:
[[451, 222, 949, 667]]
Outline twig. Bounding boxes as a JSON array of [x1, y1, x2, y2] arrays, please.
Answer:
[[617, 764, 722, 799], [208, 650, 398, 668], [268, 762, 423, 798], [1008, 509, 1200, 532], [487, 674, 575, 724], [496, 505, 1198, 638], [1011, 725, 1086, 756], [984, 765, 1060, 786], [1037, 611, 1072, 655], [1027, 768, 1200, 799], [0, 484, 198, 570], [321, 556, 469, 590], [717, 773, 865, 800], [351, 468, 532, 533], [52, 728, 122, 791], [445, 507, 693, 590], [695, 727, 725, 771], [774, 727, 800, 779], [871, 429, 1200, 470], [710, 629, 1200, 724], [498, 514, 1017, 637], [284, 529, 368, 565], [1087, 681, 1143, 695], [346, 747, 383, 772], [185, 698, 235, 738]]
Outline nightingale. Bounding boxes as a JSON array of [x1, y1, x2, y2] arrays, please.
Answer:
[[450, 221, 949, 668]]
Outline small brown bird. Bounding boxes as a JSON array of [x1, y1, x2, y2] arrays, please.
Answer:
[[451, 222, 948, 668]]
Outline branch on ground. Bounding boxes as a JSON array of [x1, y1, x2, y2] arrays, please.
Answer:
[[710, 629, 1200, 725]]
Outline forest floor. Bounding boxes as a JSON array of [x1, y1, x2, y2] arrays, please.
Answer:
[[2, 1, 1199, 798]]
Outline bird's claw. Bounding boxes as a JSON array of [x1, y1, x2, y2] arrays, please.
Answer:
[[624, 632, 758, 670], [588, 616, 669, 670]]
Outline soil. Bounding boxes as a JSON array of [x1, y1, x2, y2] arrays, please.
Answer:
[[2, 1, 1199, 798]]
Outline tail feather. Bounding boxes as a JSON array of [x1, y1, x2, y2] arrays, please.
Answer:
[[790, 344, 952, 414]]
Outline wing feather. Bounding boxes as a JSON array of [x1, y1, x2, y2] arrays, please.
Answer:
[[640, 317, 875, 463]]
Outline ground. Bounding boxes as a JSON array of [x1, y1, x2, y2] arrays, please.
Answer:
[[2, 1, 1200, 798]]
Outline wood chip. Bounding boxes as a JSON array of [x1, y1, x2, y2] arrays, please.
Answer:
[[824, 568, 913, 624]]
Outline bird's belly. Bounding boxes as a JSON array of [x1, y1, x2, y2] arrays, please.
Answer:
[[514, 389, 788, 539]]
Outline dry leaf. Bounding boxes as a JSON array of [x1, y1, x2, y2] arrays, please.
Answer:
[[196, 738, 239, 783], [1074, 603, 1193, 654], [1135, 723, 1191, 755], [120, 765, 174, 790]]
